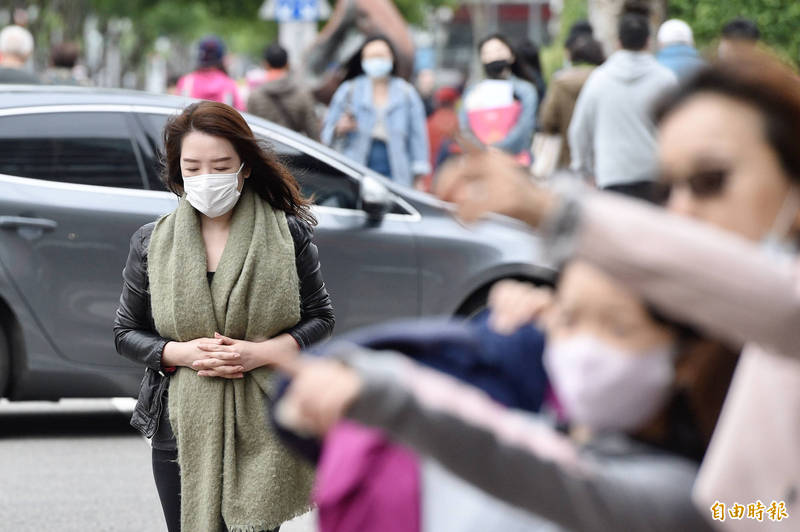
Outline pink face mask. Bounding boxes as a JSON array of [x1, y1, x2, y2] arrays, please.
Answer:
[[544, 334, 675, 432]]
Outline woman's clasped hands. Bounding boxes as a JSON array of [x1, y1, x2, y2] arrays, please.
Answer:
[[162, 332, 300, 379]]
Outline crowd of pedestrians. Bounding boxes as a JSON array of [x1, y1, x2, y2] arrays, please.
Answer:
[[0, 24, 88, 85]]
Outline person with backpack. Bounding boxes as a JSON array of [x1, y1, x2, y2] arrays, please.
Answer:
[[247, 43, 320, 140], [321, 35, 430, 188], [177, 35, 244, 111]]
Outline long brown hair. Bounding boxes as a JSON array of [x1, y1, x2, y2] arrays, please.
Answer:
[[161, 101, 315, 225], [635, 328, 739, 462]]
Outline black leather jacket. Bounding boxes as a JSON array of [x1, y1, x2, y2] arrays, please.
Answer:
[[113, 214, 335, 438]]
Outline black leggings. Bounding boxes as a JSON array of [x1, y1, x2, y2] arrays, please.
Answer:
[[151, 448, 281, 532], [152, 448, 181, 532]]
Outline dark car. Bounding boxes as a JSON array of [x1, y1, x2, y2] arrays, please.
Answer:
[[0, 85, 554, 400]]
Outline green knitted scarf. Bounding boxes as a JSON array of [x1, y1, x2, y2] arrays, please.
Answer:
[[148, 187, 313, 532]]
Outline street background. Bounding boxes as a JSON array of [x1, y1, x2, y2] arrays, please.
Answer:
[[4, 0, 799, 95], [0, 399, 315, 532], [2, 0, 800, 531]]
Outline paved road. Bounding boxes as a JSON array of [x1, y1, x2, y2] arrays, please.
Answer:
[[0, 399, 316, 532]]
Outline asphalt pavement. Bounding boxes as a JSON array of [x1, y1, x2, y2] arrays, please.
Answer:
[[0, 398, 316, 532]]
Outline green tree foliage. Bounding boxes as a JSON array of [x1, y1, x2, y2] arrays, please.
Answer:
[[392, 0, 458, 26], [29, 0, 464, 85], [87, 0, 456, 57], [91, 0, 276, 56], [541, 0, 589, 81], [668, 0, 800, 62]]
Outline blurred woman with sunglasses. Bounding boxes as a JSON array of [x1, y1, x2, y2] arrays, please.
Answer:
[[439, 45, 800, 526]]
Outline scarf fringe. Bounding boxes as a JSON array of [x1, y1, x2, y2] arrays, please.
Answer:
[[227, 505, 314, 532]]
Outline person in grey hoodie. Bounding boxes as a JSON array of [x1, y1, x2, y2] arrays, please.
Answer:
[[568, 11, 677, 199], [247, 43, 320, 140]]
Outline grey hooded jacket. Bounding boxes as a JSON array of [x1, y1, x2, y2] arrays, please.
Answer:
[[568, 50, 677, 188]]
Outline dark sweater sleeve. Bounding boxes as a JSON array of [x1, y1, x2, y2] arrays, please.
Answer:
[[113, 224, 169, 371], [284, 216, 335, 348], [342, 349, 714, 532]]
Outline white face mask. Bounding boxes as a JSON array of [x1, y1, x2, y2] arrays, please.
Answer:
[[761, 187, 800, 263], [544, 334, 675, 432], [362, 57, 393, 79], [182, 162, 244, 218]]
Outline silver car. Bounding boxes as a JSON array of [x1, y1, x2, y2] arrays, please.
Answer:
[[0, 86, 554, 400]]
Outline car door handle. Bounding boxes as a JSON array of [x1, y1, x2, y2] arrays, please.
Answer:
[[0, 216, 58, 231]]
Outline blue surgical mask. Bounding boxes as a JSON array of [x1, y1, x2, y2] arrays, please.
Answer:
[[362, 57, 393, 79]]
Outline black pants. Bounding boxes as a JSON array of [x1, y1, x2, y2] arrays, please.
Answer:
[[151, 448, 281, 532], [152, 448, 181, 532]]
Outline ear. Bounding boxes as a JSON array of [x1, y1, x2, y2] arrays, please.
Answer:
[[242, 165, 251, 179]]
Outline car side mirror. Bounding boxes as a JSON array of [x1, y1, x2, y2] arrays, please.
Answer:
[[360, 175, 393, 222]]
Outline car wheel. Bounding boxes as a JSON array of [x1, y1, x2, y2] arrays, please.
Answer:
[[455, 286, 491, 321], [0, 324, 8, 397]]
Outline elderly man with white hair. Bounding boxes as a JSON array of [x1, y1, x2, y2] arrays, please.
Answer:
[[656, 19, 705, 81], [0, 24, 39, 84]]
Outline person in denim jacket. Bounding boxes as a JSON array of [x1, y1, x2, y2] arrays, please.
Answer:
[[459, 34, 538, 159], [322, 35, 430, 188]]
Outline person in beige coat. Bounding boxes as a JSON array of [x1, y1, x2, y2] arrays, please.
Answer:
[[247, 43, 320, 140], [539, 36, 604, 169]]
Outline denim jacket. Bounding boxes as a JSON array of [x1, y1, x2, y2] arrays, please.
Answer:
[[656, 44, 705, 81], [459, 75, 538, 156], [321, 75, 431, 187]]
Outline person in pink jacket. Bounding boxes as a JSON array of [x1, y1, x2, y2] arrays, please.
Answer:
[[177, 35, 244, 111]]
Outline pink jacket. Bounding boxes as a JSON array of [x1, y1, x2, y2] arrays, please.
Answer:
[[314, 421, 420, 532], [177, 69, 244, 111], [573, 192, 800, 531]]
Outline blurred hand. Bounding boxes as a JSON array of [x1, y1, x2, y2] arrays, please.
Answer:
[[488, 280, 554, 334], [275, 358, 363, 436], [435, 149, 557, 226], [413, 175, 429, 192], [335, 113, 357, 136]]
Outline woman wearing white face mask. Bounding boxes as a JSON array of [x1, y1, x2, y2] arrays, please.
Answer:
[[113, 101, 335, 532], [321, 34, 430, 188]]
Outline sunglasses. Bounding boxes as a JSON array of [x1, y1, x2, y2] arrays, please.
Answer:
[[654, 169, 728, 204]]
